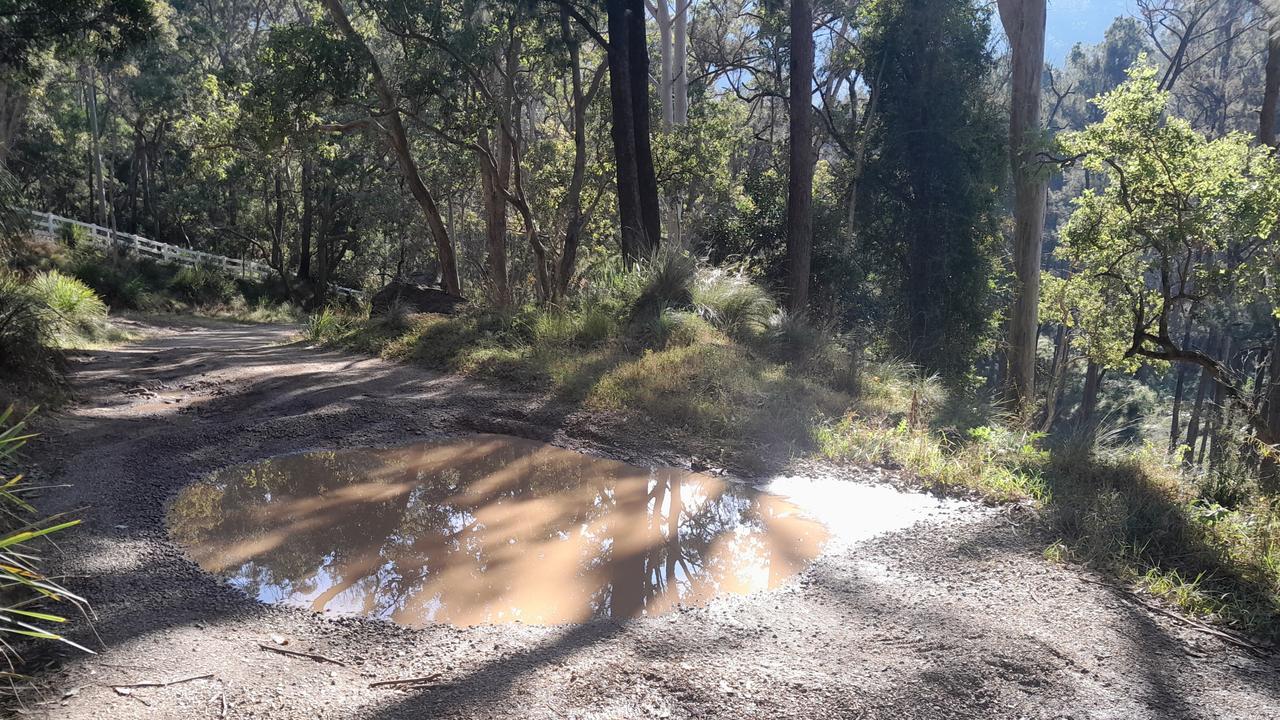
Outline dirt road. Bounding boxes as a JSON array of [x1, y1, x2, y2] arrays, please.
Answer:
[[20, 318, 1280, 719]]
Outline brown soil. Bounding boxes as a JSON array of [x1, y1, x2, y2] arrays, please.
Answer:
[[18, 317, 1280, 719]]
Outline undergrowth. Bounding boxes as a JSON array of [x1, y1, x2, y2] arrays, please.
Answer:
[[304, 253, 1280, 639], [0, 408, 90, 690]]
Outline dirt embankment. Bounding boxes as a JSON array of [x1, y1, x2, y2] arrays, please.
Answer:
[[17, 318, 1280, 719]]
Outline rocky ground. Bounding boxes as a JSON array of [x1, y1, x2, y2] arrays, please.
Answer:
[[13, 317, 1280, 719]]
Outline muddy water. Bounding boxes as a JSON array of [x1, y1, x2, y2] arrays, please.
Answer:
[[167, 435, 830, 627]]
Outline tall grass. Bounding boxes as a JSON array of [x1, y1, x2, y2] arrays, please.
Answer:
[[26, 271, 107, 338], [0, 408, 91, 687], [691, 268, 776, 339]]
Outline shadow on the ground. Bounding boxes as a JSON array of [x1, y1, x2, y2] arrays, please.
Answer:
[[20, 322, 1280, 719]]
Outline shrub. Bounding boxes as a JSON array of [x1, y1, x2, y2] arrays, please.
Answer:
[[0, 275, 59, 385], [813, 414, 1047, 502], [306, 307, 353, 342], [691, 268, 776, 339], [26, 271, 107, 336], [67, 248, 150, 310], [56, 222, 88, 247], [627, 249, 697, 329], [373, 297, 415, 334], [528, 306, 619, 349], [168, 265, 237, 306]]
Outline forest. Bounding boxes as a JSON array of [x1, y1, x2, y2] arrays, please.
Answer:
[[4, 0, 1280, 717]]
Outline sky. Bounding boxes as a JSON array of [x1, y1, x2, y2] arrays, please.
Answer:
[[1045, 0, 1137, 65]]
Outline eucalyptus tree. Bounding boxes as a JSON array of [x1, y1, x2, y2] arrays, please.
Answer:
[[319, 0, 462, 296], [996, 0, 1048, 412]]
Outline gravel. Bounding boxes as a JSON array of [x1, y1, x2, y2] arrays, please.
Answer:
[[19, 316, 1280, 719]]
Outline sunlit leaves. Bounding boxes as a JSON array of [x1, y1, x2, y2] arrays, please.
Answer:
[[1051, 61, 1280, 368]]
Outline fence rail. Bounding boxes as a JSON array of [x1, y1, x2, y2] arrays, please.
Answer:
[[28, 211, 364, 299]]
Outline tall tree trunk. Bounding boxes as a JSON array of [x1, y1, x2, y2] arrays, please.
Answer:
[[271, 169, 284, 269], [605, 0, 660, 262], [997, 0, 1048, 411], [672, 0, 689, 125], [556, 7, 593, 300], [628, 0, 662, 253], [479, 125, 511, 305], [606, 0, 645, 262], [128, 123, 143, 232], [1169, 323, 1192, 453], [1039, 324, 1069, 433], [1259, 25, 1280, 491], [1262, 24, 1280, 146], [1077, 360, 1104, 436], [85, 67, 109, 227], [652, 0, 674, 127], [785, 0, 815, 312], [1263, 318, 1280, 492], [1185, 368, 1213, 467], [321, 0, 461, 296], [0, 80, 28, 170], [479, 28, 516, 307], [298, 155, 313, 282]]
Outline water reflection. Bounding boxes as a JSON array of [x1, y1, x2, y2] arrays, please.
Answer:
[[167, 435, 828, 627]]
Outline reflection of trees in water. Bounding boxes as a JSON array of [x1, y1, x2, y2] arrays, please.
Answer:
[[167, 436, 824, 625]]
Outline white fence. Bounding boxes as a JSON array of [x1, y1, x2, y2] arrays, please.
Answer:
[[28, 210, 364, 299]]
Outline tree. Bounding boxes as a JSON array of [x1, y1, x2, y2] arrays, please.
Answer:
[[0, 0, 156, 167], [857, 0, 1004, 379], [603, 0, 662, 262], [784, 0, 814, 312], [996, 0, 1048, 411], [1054, 64, 1280, 449], [319, 0, 462, 296]]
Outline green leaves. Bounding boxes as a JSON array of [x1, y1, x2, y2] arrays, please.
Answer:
[[0, 409, 92, 664], [1051, 61, 1280, 368]]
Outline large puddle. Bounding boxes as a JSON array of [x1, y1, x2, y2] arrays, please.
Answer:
[[168, 435, 959, 627]]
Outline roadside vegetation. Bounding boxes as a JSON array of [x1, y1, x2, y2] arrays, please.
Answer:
[[1, 227, 299, 405], [5, 0, 1280, 682], [25, 227, 302, 323], [0, 409, 89, 691], [309, 249, 1280, 642]]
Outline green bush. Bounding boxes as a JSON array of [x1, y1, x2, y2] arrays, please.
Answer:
[[67, 248, 150, 309], [306, 307, 353, 341], [26, 271, 107, 335], [56, 222, 88, 247], [692, 268, 776, 339], [0, 274, 59, 386], [627, 249, 697, 330], [168, 265, 237, 306]]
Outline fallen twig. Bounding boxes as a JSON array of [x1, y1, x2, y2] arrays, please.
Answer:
[[1132, 596, 1267, 656], [112, 673, 215, 690], [369, 673, 442, 689], [1077, 576, 1269, 656], [257, 643, 348, 667]]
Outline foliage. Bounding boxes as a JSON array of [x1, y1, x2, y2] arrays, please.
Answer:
[[814, 414, 1047, 503], [0, 408, 90, 684], [691, 268, 776, 340], [168, 265, 237, 307], [0, 274, 60, 391], [627, 249, 698, 331], [1053, 63, 1280, 373], [855, 0, 1005, 380], [1045, 443, 1280, 640], [0, 0, 156, 78], [26, 271, 107, 336]]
